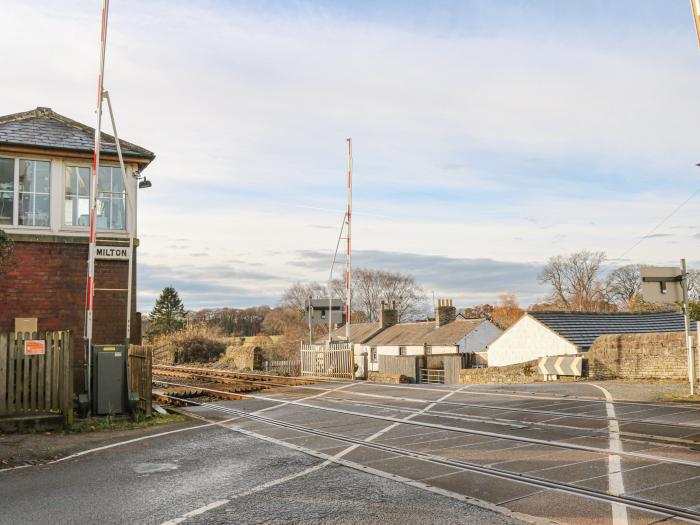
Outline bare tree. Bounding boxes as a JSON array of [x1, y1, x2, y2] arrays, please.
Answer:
[[331, 268, 427, 322], [539, 251, 612, 311], [280, 282, 327, 311], [605, 265, 641, 309]]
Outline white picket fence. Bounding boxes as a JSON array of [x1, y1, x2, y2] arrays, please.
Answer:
[[300, 342, 354, 379]]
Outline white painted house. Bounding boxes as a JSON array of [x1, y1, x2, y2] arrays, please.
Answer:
[[487, 311, 693, 367], [348, 300, 502, 372]]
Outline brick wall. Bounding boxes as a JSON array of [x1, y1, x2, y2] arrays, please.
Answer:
[[459, 360, 540, 384], [588, 332, 700, 380], [0, 238, 137, 393]]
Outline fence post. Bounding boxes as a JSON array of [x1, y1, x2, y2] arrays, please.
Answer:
[[61, 332, 74, 426], [0, 333, 7, 415]]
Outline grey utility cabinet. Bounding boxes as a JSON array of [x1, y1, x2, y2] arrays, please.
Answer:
[[92, 344, 127, 415]]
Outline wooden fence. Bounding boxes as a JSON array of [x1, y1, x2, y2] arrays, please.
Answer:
[[0, 331, 73, 425], [127, 345, 152, 416]]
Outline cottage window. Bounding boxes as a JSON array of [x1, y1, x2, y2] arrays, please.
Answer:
[[425, 345, 432, 355], [370, 347, 377, 363], [398, 346, 406, 356], [0, 158, 13, 225], [64, 166, 126, 230], [18, 159, 50, 227]]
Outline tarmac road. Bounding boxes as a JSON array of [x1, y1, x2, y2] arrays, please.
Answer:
[[0, 410, 526, 525], [2, 380, 700, 525]]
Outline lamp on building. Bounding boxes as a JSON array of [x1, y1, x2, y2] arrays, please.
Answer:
[[138, 176, 152, 189]]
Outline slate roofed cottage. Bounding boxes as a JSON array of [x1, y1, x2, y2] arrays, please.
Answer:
[[486, 310, 695, 367]]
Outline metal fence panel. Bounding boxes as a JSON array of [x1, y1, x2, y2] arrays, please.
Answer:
[[301, 343, 353, 379]]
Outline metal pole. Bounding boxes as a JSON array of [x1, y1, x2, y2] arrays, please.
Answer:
[[308, 296, 313, 345], [104, 91, 137, 346], [328, 281, 332, 345], [85, 0, 110, 399], [681, 259, 695, 396], [345, 138, 352, 342], [328, 213, 347, 344]]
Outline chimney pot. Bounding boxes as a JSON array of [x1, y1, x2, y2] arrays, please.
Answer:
[[435, 298, 457, 327], [380, 301, 398, 329]]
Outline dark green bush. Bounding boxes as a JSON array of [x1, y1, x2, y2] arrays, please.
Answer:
[[173, 335, 226, 363]]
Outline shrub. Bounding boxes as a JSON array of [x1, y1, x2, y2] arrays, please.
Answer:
[[173, 335, 226, 363]]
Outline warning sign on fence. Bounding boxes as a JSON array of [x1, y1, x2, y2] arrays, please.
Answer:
[[24, 340, 46, 356]]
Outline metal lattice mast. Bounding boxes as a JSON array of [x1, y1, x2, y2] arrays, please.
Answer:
[[345, 138, 352, 341], [85, 0, 110, 395]]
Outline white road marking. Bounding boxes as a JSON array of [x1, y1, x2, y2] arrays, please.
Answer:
[[333, 385, 471, 461], [0, 417, 240, 474], [589, 384, 629, 525], [179, 409, 551, 525], [157, 382, 419, 525], [159, 499, 230, 525]]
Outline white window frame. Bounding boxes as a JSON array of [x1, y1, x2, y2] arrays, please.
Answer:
[[370, 347, 377, 363], [62, 164, 91, 228], [0, 156, 15, 226], [0, 156, 53, 229], [61, 162, 127, 232], [398, 346, 406, 356]]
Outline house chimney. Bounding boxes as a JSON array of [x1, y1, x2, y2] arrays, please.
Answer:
[[435, 299, 456, 327], [380, 300, 398, 329]]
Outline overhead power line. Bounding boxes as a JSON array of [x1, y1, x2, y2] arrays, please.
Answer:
[[614, 185, 700, 261]]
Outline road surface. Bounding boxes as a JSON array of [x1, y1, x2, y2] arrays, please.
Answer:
[[2, 380, 700, 524]]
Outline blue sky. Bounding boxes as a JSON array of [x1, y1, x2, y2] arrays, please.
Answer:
[[2, 1, 700, 311]]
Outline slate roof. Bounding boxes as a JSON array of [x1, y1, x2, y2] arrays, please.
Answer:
[[365, 319, 486, 346], [320, 322, 382, 344], [423, 319, 486, 345], [0, 107, 155, 161], [529, 311, 696, 350]]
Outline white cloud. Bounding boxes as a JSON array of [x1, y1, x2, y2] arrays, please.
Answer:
[[3, 1, 700, 309]]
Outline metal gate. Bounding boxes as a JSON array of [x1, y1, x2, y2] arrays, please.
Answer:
[[300, 343, 354, 379], [420, 368, 445, 384]]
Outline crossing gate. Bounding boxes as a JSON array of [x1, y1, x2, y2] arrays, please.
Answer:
[[538, 355, 583, 380], [300, 342, 354, 379]]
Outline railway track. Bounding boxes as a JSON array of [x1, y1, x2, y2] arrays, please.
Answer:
[[158, 389, 700, 524], [153, 378, 700, 468], [152, 366, 700, 445], [151, 363, 325, 402]]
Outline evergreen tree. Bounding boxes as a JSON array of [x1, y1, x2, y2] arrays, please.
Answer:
[[148, 286, 186, 336]]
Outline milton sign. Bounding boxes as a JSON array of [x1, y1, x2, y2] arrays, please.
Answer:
[[95, 245, 130, 261]]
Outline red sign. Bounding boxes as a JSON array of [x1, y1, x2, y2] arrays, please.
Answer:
[[24, 340, 46, 356]]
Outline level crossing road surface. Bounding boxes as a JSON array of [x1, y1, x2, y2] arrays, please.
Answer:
[[2, 381, 700, 525]]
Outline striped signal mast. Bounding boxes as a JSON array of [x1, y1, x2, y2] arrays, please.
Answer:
[[85, 0, 110, 394], [345, 138, 353, 341], [692, 0, 700, 48]]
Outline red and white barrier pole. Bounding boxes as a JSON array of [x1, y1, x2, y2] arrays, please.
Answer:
[[85, 0, 110, 397], [345, 138, 352, 341]]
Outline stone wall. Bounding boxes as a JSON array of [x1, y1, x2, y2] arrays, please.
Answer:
[[459, 360, 540, 384], [588, 332, 700, 380], [224, 345, 256, 370], [368, 372, 409, 384]]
